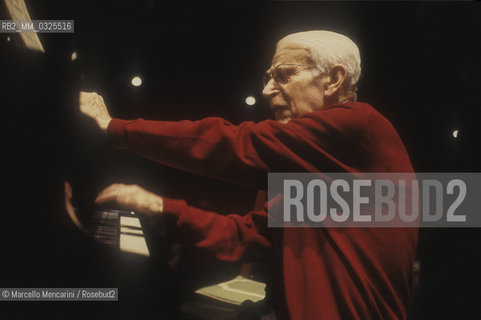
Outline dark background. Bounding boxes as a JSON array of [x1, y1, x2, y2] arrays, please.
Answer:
[[1, 1, 480, 319]]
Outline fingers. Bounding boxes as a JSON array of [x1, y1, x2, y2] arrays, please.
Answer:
[[79, 91, 103, 104], [79, 91, 112, 132], [94, 184, 163, 217], [95, 183, 124, 204], [79, 91, 101, 114], [79, 91, 104, 117]]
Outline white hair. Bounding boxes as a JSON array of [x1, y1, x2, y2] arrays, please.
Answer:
[[278, 30, 361, 93]]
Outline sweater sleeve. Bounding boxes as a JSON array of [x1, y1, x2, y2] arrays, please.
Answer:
[[107, 103, 371, 189], [161, 197, 271, 262]]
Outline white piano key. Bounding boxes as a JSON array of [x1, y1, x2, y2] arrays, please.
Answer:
[[119, 216, 150, 256], [120, 216, 142, 228]]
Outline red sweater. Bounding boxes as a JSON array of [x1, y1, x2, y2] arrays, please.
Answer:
[[108, 101, 418, 319]]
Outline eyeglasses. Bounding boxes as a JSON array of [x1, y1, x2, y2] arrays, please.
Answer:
[[262, 63, 319, 87]]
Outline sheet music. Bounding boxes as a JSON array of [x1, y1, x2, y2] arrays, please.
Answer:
[[195, 275, 266, 305], [4, 0, 45, 52]]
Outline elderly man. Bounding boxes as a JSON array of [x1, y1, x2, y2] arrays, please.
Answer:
[[80, 30, 417, 319]]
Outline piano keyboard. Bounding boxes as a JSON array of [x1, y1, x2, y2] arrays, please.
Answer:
[[86, 209, 150, 257]]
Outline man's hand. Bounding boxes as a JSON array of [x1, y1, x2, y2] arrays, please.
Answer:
[[95, 184, 163, 217], [79, 91, 112, 133]]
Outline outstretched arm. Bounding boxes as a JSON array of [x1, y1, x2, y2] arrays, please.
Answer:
[[80, 92, 368, 189], [96, 184, 271, 262]]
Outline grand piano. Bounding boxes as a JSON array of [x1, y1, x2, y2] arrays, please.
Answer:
[[0, 5, 262, 320], [0, 3, 178, 319]]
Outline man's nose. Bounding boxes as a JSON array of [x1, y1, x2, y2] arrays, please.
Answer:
[[262, 79, 278, 102]]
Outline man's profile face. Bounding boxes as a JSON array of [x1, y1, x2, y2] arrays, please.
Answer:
[[262, 44, 329, 123]]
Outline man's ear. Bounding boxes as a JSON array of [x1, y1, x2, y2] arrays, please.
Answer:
[[324, 65, 347, 98]]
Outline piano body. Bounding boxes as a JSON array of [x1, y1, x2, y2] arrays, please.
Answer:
[[0, 6, 180, 319], [0, 30, 258, 320], [0, 2, 266, 319]]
